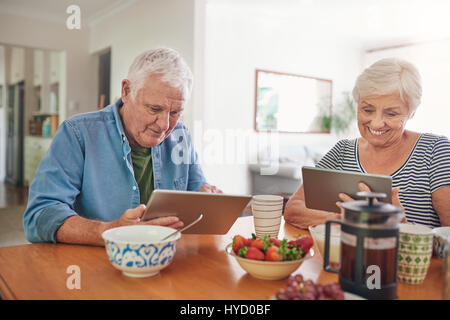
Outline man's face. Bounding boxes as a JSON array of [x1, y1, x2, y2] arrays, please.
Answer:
[[120, 75, 186, 148]]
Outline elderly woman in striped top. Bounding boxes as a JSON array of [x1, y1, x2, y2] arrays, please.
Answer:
[[285, 58, 450, 229]]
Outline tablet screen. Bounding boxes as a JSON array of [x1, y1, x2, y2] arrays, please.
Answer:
[[302, 166, 392, 213], [141, 190, 252, 234]]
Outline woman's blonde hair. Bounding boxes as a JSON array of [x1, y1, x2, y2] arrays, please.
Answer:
[[352, 58, 422, 116]]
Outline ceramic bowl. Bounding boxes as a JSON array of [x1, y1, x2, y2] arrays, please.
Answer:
[[102, 225, 181, 278], [432, 226, 450, 259], [226, 244, 314, 280]]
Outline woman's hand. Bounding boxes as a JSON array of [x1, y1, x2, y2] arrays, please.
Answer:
[[336, 183, 407, 223], [283, 184, 342, 229], [336, 182, 371, 209]]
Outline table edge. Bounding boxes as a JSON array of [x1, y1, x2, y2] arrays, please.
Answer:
[[0, 271, 17, 300]]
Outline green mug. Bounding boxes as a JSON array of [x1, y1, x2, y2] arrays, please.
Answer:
[[397, 224, 433, 285]]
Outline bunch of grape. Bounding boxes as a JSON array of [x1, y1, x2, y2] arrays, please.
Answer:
[[275, 274, 345, 300]]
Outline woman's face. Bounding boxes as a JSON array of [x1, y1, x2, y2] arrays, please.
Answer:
[[357, 93, 411, 148]]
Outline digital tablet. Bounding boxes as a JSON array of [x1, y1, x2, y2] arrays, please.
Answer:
[[302, 166, 392, 213], [141, 190, 252, 234]]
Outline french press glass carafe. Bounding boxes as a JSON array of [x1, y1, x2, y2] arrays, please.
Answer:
[[323, 192, 403, 300]]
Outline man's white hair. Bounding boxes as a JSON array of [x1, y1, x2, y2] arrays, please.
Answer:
[[127, 47, 193, 100], [352, 58, 422, 115]]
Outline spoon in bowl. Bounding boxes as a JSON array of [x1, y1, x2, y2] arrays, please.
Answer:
[[160, 214, 204, 241]]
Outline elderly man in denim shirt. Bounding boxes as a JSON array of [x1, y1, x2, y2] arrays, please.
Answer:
[[23, 48, 221, 246]]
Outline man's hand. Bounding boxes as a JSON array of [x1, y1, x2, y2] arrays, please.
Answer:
[[57, 206, 184, 247], [107, 205, 184, 230], [199, 184, 223, 193]]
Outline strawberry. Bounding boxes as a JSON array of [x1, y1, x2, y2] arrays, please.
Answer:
[[287, 240, 296, 248], [265, 246, 283, 261], [245, 247, 265, 260], [295, 236, 314, 254], [269, 237, 280, 247], [232, 235, 247, 254], [250, 238, 264, 251], [238, 246, 249, 258], [279, 239, 302, 261]]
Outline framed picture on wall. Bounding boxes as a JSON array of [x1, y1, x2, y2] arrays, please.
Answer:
[[254, 69, 333, 133]]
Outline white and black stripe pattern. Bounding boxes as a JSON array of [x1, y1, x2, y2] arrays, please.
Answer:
[[315, 133, 450, 228]]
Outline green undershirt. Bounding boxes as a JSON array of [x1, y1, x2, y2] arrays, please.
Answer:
[[130, 145, 154, 204]]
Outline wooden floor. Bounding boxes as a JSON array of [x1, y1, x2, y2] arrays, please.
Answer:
[[0, 183, 28, 208]]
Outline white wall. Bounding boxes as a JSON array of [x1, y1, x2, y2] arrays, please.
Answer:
[[89, 0, 196, 129], [0, 12, 98, 118], [200, 1, 363, 194]]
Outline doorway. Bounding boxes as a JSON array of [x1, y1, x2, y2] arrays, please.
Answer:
[[5, 81, 25, 186], [98, 49, 111, 108]]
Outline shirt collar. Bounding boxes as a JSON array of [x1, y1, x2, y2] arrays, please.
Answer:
[[111, 98, 127, 142]]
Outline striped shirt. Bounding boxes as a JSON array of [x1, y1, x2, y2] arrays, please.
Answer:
[[316, 133, 450, 227]]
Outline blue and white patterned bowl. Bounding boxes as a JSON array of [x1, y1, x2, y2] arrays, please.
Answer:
[[102, 225, 181, 277], [432, 227, 450, 259]]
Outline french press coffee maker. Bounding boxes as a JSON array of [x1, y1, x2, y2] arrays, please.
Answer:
[[323, 192, 403, 300]]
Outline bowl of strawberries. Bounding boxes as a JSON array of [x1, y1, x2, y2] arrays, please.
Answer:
[[226, 234, 314, 280]]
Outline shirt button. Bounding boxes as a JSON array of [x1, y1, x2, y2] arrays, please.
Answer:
[[123, 156, 126, 160], [133, 186, 137, 191], [122, 136, 126, 141]]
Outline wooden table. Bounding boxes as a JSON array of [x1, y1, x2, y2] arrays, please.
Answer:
[[0, 216, 444, 300]]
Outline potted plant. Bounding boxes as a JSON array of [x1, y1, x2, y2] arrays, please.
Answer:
[[331, 92, 356, 135]]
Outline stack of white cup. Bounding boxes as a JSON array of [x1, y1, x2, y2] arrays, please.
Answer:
[[251, 195, 284, 238]]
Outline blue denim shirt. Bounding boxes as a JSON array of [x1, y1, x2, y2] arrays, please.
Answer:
[[23, 99, 207, 243]]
